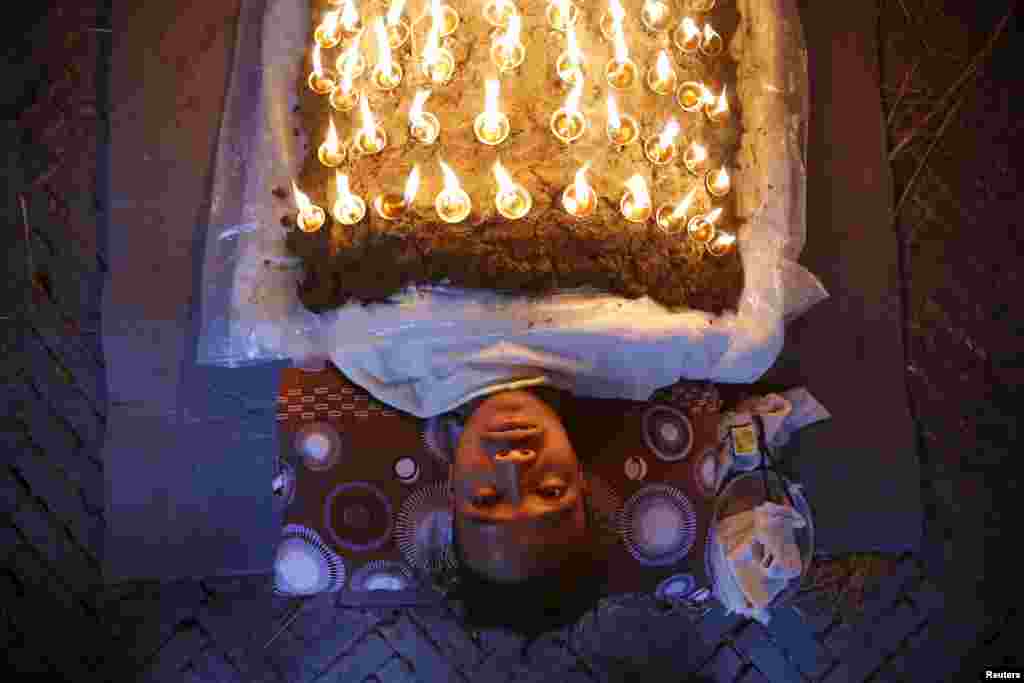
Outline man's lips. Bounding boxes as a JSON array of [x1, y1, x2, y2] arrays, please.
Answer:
[[482, 424, 542, 441]]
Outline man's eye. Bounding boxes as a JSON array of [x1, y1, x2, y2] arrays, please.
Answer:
[[540, 486, 566, 499], [472, 494, 499, 507]]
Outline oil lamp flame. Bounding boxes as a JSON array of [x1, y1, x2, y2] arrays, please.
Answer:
[[424, 0, 442, 61], [340, 0, 359, 31], [574, 163, 591, 200], [566, 23, 582, 64], [659, 119, 680, 149], [625, 175, 651, 209], [689, 141, 707, 163], [612, 19, 629, 64], [387, 0, 406, 25], [714, 86, 729, 115], [502, 12, 521, 46], [440, 160, 461, 193], [656, 50, 672, 81], [333, 170, 366, 225], [374, 18, 392, 72], [325, 117, 340, 153], [410, 89, 430, 125], [609, 0, 626, 24], [322, 10, 340, 37], [682, 17, 699, 40], [607, 93, 621, 130], [716, 232, 735, 246], [292, 180, 314, 217], [713, 167, 730, 191], [671, 186, 697, 222], [335, 172, 354, 203], [644, 0, 665, 24], [360, 94, 377, 143], [312, 43, 325, 76], [404, 165, 421, 205], [494, 160, 516, 195], [704, 23, 716, 42], [566, 75, 583, 114], [706, 207, 724, 225]]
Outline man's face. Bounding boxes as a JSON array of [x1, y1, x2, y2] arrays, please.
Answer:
[[449, 390, 588, 583]]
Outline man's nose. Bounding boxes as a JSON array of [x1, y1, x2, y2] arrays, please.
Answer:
[[494, 448, 537, 465], [493, 449, 536, 503]]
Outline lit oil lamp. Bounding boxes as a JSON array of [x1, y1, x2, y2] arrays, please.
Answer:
[[332, 172, 367, 225], [675, 80, 706, 113], [605, 17, 638, 90], [314, 9, 342, 49], [673, 16, 701, 54], [641, 0, 672, 33], [687, 206, 721, 244], [329, 60, 361, 112], [336, 0, 363, 35], [408, 89, 440, 144], [644, 119, 680, 165], [620, 174, 652, 223], [353, 95, 387, 156], [547, 0, 579, 32], [374, 165, 420, 220], [550, 77, 587, 144], [705, 85, 730, 124], [700, 23, 723, 57], [656, 186, 698, 235], [371, 18, 403, 91], [386, 0, 411, 48], [493, 160, 532, 220], [705, 166, 731, 197], [707, 230, 736, 258], [606, 92, 639, 146], [335, 30, 367, 79], [307, 44, 337, 95], [562, 162, 597, 218], [483, 0, 517, 28], [436, 160, 471, 223], [318, 117, 346, 167], [474, 79, 511, 146], [292, 180, 326, 233], [556, 23, 585, 85], [491, 13, 526, 72], [600, 0, 626, 41], [646, 50, 678, 95], [421, 5, 456, 85], [683, 140, 708, 176]]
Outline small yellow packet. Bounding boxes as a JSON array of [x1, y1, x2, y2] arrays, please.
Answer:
[[731, 423, 759, 458]]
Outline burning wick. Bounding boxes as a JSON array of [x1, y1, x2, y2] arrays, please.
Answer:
[[307, 44, 337, 95], [621, 174, 652, 223], [547, 0, 579, 31], [606, 17, 638, 90], [705, 85, 730, 124], [353, 96, 387, 156], [315, 10, 342, 48], [422, 1, 455, 85], [329, 58, 361, 112], [333, 172, 367, 225], [292, 180, 326, 233], [683, 141, 708, 176], [675, 80, 706, 113], [600, 0, 626, 41], [688, 206, 721, 244], [556, 23, 584, 85], [700, 23, 723, 57], [656, 186, 698, 235], [334, 0, 362, 34], [371, 18, 403, 90], [491, 13, 525, 72], [318, 117, 346, 167], [705, 167, 731, 197], [493, 160, 532, 220], [641, 0, 672, 33], [562, 162, 597, 218], [707, 230, 736, 257], [644, 119, 681, 165], [374, 165, 420, 220], [408, 89, 440, 144], [386, 0, 411, 48], [646, 50, 678, 96], [435, 160, 471, 223], [335, 30, 367, 79], [483, 0, 517, 28], [674, 17, 701, 53], [550, 77, 586, 144], [474, 79, 511, 145], [606, 93, 639, 146]]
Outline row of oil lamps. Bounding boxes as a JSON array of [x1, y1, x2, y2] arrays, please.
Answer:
[[289, 160, 736, 257]]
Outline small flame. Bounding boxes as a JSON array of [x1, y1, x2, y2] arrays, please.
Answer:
[[658, 119, 681, 149], [501, 12, 521, 47], [607, 93, 621, 130], [714, 167, 730, 189], [568, 162, 592, 211], [625, 174, 651, 209], [410, 89, 431, 125], [484, 79, 501, 127], [359, 93, 377, 142], [655, 50, 672, 81], [321, 9, 341, 38], [335, 171, 355, 203], [312, 43, 325, 75], [609, 0, 626, 24], [493, 160, 517, 196], [404, 165, 421, 205], [386, 0, 406, 26], [440, 160, 463, 193], [700, 82, 714, 105], [325, 117, 341, 154], [715, 232, 736, 247], [556, 0, 571, 22], [703, 22, 719, 44], [713, 85, 729, 115], [687, 141, 707, 163], [671, 186, 698, 221], [681, 16, 700, 41], [340, 0, 360, 31], [424, 11, 441, 65], [566, 73, 583, 114], [705, 207, 724, 225], [292, 180, 314, 215], [566, 23, 582, 65], [612, 19, 629, 64], [644, 0, 665, 24], [374, 18, 392, 73]]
